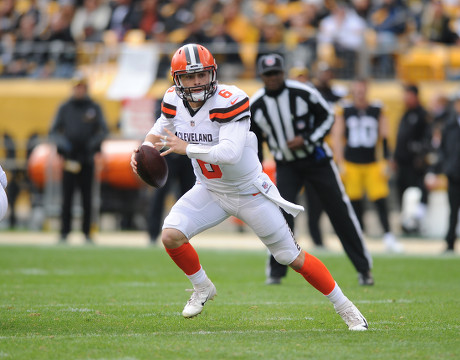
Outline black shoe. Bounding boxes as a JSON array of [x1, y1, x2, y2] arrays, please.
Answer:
[[358, 271, 374, 286]]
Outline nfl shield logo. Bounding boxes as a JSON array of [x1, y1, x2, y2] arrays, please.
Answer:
[[262, 181, 269, 190], [264, 56, 276, 67]]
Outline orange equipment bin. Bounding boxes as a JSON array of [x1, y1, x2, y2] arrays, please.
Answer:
[[28, 139, 144, 190], [27, 143, 63, 190], [98, 139, 143, 189], [262, 159, 276, 184]]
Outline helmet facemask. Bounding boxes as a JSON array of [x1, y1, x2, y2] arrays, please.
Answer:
[[174, 67, 217, 103]]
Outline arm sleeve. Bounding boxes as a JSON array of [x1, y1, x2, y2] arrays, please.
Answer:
[[382, 138, 391, 159], [96, 104, 109, 136], [88, 104, 109, 152], [186, 118, 250, 165], [49, 105, 64, 137], [148, 114, 176, 137], [306, 89, 335, 144], [48, 105, 72, 154], [249, 113, 265, 163]]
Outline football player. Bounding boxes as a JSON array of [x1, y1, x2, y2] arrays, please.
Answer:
[[131, 44, 368, 330], [0, 165, 8, 221], [333, 79, 403, 253]]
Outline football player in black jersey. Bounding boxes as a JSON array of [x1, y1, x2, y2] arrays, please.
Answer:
[[333, 79, 403, 253]]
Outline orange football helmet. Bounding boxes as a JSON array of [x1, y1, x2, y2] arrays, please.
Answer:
[[170, 44, 218, 102]]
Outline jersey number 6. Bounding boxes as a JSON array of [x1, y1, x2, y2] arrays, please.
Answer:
[[197, 159, 223, 179], [218, 89, 232, 98]]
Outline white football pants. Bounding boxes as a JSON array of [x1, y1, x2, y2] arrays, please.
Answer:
[[163, 183, 301, 265]]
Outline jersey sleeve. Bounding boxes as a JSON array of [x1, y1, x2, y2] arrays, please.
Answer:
[[148, 89, 177, 137], [209, 86, 250, 124], [186, 117, 250, 165], [305, 87, 334, 144]]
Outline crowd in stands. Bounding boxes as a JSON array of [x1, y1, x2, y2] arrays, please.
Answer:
[[1, 1, 460, 251], [1, 0, 460, 80]]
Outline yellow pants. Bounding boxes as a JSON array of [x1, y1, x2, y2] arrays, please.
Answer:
[[342, 161, 389, 201]]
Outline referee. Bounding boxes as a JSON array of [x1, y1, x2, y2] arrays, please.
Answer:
[[250, 54, 373, 286]]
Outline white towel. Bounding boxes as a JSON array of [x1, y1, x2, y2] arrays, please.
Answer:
[[254, 172, 304, 217]]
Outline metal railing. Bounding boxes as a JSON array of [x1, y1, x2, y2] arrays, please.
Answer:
[[2, 37, 460, 81]]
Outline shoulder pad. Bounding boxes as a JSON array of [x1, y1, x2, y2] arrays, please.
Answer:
[[163, 86, 178, 101], [210, 85, 250, 123], [161, 88, 179, 119]]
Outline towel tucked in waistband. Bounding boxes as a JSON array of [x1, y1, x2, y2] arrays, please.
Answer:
[[253, 172, 304, 217]]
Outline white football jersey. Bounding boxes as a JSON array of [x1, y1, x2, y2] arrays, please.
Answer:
[[150, 84, 262, 194]]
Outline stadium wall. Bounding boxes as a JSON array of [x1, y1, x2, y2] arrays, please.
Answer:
[[1, 79, 459, 160]]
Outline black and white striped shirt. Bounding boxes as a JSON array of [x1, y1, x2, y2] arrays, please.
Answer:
[[250, 79, 334, 163]]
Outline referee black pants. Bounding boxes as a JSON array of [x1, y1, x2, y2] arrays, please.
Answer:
[[267, 158, 372, 278]]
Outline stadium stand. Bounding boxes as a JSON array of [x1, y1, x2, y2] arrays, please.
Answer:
[[1, 0, 460, 232]]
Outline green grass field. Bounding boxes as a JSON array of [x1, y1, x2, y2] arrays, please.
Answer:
[[0, 244, 459, 360]]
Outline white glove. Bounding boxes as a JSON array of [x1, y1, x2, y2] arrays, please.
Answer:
[[0, 165, 7, 189]]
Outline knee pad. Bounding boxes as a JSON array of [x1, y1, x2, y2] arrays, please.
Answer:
[[163, 211, 192, 239], [260, 225, 301, 265]]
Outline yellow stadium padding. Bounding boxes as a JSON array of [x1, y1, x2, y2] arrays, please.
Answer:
[[1, 79, 459, 162], [397, 45, 449, 82]]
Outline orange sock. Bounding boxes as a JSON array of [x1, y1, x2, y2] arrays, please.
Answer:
[[294, 251, 336, 295], [165, 243, 201, 275]]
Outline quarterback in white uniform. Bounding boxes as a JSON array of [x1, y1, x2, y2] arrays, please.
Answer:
[[153, 82, 262, 195], [130, 44, 368, 331]]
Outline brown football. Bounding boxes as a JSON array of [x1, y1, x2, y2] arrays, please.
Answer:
[[135, 144, 168, 188]]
